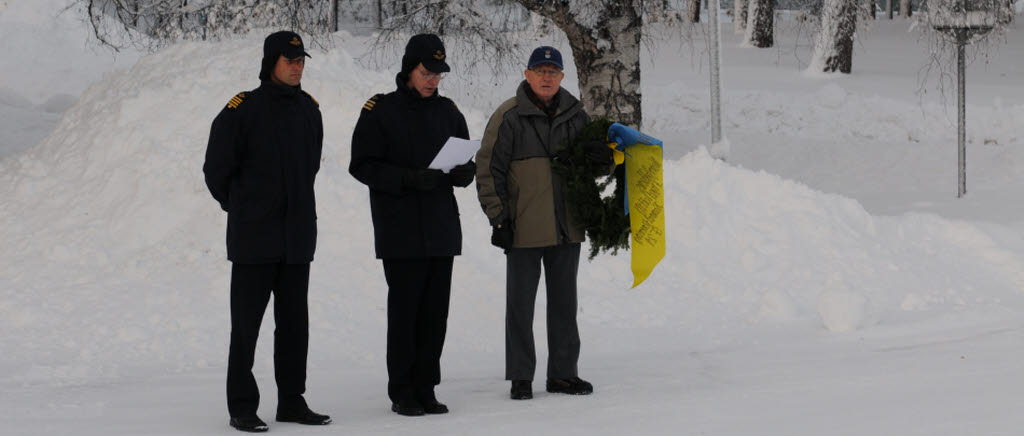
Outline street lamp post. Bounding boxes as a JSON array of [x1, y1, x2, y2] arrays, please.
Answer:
[[929, 3, 997, 198]]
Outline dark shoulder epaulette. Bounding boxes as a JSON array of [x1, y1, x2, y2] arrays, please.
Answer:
[[301, 90, 319, 106], [225, 92, 248, 110], [362, 94, 384, 112], [439, 96, 460, 112]]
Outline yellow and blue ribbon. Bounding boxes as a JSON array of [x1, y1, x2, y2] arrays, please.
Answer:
[[607, 123, 665, 289]]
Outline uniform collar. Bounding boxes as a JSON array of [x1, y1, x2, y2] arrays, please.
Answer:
[[261, 80, 301, 98], [395, 72, 439, 101]]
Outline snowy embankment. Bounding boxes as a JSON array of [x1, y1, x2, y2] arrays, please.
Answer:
[[3, 32, 1024, 391], [0, 0, 139, 157]]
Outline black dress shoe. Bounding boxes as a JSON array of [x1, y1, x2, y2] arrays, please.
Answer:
[[391, 399, 425, 416], [229, 415, 269, 433], [510, 380, 533, 400], [546, 377, 594, 395], [276, 407, 332, 425], [421, 399, 449, 414], [416, 391, 449, 414]]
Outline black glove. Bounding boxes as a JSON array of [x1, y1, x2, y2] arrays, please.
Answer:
[[553, 148, 575, 166], [402, 168, 446, 191], [449, 161, 476, 187], [583, 140, 613, 164], [491, 221, 513, 251]]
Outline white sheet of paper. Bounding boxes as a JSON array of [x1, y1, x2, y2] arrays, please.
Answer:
[[429, 137, 481, 173]]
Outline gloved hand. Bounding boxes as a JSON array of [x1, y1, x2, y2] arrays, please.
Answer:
[[403, 168, 446, 191], [449, 161, 476, 187], [491, 220, 513, 251], [553, 148, 575, 166], [583, 140, 613, 164]]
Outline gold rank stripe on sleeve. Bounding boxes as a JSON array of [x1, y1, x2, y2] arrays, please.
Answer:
[[226, 92, 246, 109], [362, 94, 382, 112]]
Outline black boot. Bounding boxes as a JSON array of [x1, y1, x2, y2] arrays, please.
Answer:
[[417, 390, 449, 414], [276, 407, 332, 425], [391, 397, 425, 416], [546, 377, 593, 395], [510, 380, 533, 400], [229, 415, 269, 433]]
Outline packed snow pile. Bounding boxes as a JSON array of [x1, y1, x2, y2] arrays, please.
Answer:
[[0, 0, 138, 106], [3, 29, 1024, 389], [0, 0, 141, 158]]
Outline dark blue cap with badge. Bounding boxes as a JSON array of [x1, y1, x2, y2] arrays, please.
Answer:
[[401, 34, 451, 75], [264, 30, 311, 60], [527, 46, 563, 70]]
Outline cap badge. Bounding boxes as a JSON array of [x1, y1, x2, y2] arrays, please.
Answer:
[[289, 37, 302, 46], [433, 50, 445, 60], [544, 50, 551, 59]]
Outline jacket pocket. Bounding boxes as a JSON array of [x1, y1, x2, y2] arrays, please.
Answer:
[[508, 158, 557, 247]]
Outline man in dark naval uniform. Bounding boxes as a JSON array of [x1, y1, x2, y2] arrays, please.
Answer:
[[349, 33, 476, 417], [203, 30, 331, 433]]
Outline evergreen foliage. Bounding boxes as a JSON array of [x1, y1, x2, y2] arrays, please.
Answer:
[[552, 118, 631, 260]]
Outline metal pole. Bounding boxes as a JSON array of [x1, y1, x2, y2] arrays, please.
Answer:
[[957, 30, 966, 198], [709, 0, 722, 146]]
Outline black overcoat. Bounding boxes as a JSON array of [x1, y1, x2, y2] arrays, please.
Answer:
[[350, 75, 470, 259], [203, 81, 323, 264]]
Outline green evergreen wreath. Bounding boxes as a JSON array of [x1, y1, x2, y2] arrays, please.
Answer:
[[552, 118, 631, 260]]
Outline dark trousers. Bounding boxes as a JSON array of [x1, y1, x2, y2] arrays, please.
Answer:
[[226, 262, 310, 418], [382, 256, 453, 404], [505, 243, 581, 381]]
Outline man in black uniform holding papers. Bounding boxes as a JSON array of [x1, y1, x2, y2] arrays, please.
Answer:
[[349, 33, 475, 417]]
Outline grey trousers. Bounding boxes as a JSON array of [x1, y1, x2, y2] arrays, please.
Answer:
[[505, 243, 581, 381]]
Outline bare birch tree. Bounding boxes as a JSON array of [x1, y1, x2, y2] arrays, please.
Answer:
[[743, 0, 774, 47], [808, 0, 859, 73], [734, 0, 748, 33], [80, 0, 333, 51], [899, 0, 912, 17]]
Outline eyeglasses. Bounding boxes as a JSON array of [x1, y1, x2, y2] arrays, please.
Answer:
[[417, 67, 444, 81], [529, 68, 562, 78]]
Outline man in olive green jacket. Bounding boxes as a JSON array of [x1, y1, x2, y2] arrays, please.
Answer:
[[476, 46, 611, 401]]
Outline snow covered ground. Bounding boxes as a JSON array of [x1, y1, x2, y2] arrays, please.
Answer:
[[3, 1, 1024, 434]]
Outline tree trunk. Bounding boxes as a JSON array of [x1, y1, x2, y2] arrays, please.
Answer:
[[734, 0, 748, 33], [516, 1, 643, 128], [869, 0, 876, 18], [899, 0, 912, 17], [743, 0, 773, 47], [689, 0, 702, 23], [887, 0, 894, 19], [330, 0, 339, 31], [1000, 0, 1014, 24], [810, 0, 858, 73]]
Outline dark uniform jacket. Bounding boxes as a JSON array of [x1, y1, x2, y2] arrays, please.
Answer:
[[350, 74, 470, 259], [476, 81, 589, 248], [203, 81, 323, 264]]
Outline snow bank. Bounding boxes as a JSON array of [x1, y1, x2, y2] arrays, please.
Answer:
[[0, 0, 141, 158], [644, 81, 1024, 151], [3, 32, 1024, 388], [581, 148, 1024, 334], [0, 0, 139, 105]]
